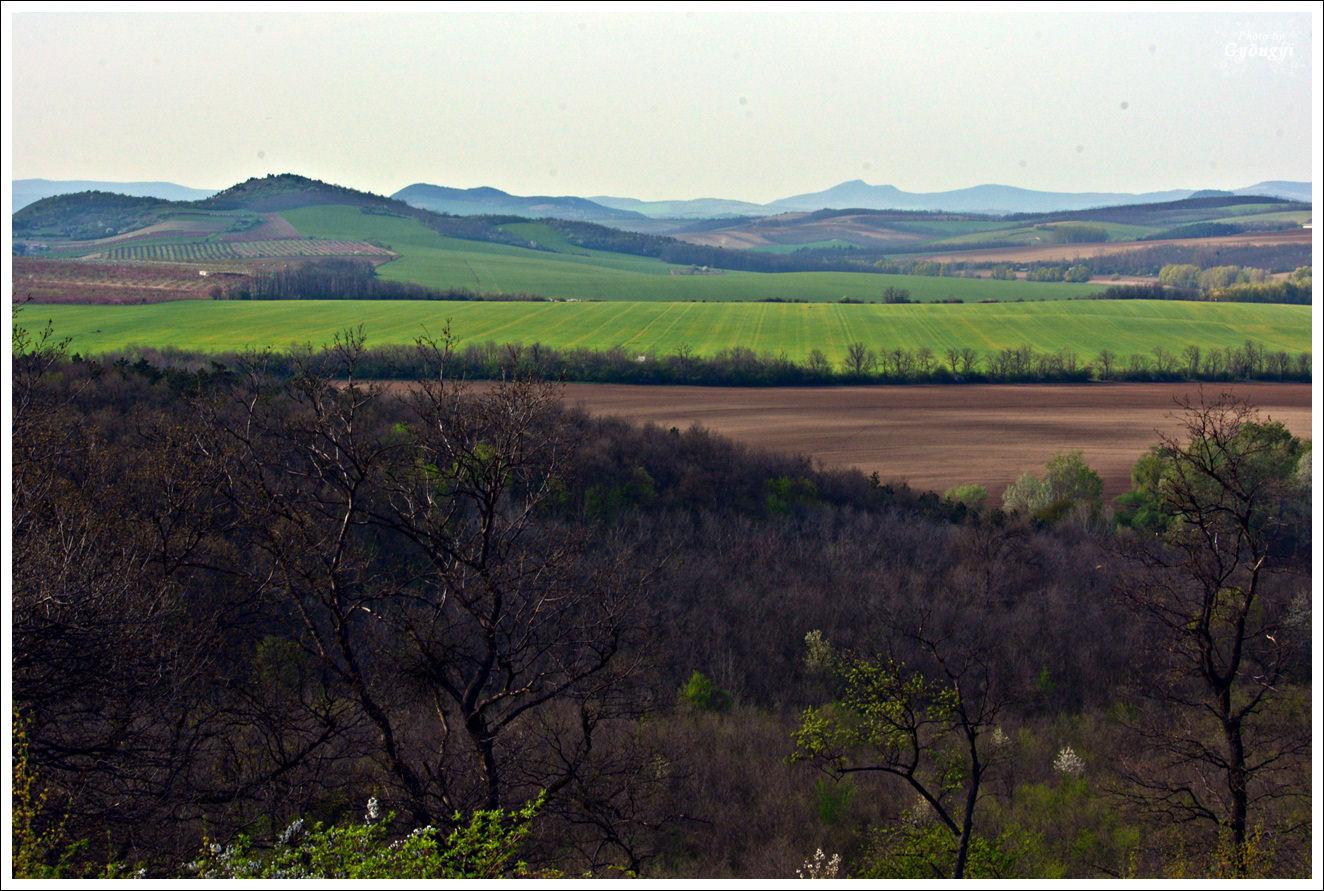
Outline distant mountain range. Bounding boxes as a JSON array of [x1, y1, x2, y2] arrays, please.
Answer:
[[592, 180, 1313, 218], [12, 179, 218, 211], [391, 183, 650, 223], [14, 174, 1310, 283], [396, 180, 1312, 221], [13, 176, 1311, 221]]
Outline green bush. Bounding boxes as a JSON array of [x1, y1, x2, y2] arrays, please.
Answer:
[[678, 670, 733, 713], [188, 794, 543, 879]]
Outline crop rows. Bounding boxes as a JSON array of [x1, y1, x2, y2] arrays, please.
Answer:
[[99, 239, 392, 262], [33, 299, 1311, 363]]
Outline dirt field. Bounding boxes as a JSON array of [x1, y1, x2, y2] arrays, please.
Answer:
[[918, 228, 1311, 265], [11, 257, 238, 304], [549, 382, 1313, 500], [219, 212, 300, 242]]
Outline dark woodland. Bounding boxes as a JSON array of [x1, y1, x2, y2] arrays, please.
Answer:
[[11, 323, 1313, 878]]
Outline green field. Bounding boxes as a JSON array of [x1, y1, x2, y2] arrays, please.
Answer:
[[28, 299, 1311, 364], [280, 206, 1101, 303], [928, 220, 1155, 246]]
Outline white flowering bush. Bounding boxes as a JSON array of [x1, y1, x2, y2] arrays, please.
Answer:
[[1053, 745, 1086, 777], [803, 630, 835, 674], [797, 847, 841, 878], [188, 793, 543, 879]]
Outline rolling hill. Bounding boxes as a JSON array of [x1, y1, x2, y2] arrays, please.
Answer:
[[391, 183, 648, 223], [666, 196, 1311, 255], [12, 178, 217, 211], [12, 174, 1310, 308]]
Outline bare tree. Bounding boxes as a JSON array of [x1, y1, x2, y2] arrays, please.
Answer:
[[1112, 394, 1311, 873], [216, 332, 648, 825], [841, 342, 877, 376]]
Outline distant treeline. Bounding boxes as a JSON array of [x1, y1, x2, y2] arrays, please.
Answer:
[[1068, 242, 1311, 276], [220, 258, 546, 302], [1000, 193, 1302, 225], [103, 337, 1311, 388], [868, 242, 1308, 280], [1089, 268, 1311, 305]]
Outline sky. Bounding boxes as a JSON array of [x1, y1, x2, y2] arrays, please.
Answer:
[[4, 3, 1320, 202]]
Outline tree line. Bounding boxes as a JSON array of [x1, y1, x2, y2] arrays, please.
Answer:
[[99, 335, 1312, 388]]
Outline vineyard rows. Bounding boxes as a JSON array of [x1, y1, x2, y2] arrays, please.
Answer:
[[98, 239, 393, 261]]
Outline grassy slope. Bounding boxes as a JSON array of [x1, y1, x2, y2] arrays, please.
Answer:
[[928, 220, 1156, 246], [280, 206, 1100, 302], [31, 300, 1310, 364]]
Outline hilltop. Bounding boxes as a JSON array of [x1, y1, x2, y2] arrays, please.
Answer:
[[392, 183, 648, 223], [13, 178, 217, 211]]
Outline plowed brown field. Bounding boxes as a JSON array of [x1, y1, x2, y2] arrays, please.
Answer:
[[918, 228, 1311, 265], [11, 257, 237, 304], [550, 382, 1312, 499]]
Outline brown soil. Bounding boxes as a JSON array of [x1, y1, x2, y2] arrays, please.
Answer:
[[546, 382, 1312, 500], [11, 257, 232, 304], [219, 212, 301, 242], [674, 213, 928, 250], [918, 228, 1311, 265]]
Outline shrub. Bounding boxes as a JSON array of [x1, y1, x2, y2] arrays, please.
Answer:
[[678, 670, 733, 713], [188, 794, 543, 879]]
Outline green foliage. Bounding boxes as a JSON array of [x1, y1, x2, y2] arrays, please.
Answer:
[[1118, 416, 1307, 539], [1034, 666, 1056, 696], [12, 713, 76, 879], [1135, 823, 1285, 879], [1001, 471, 1050, 515], [855, 821, 1023, 879], [813, 776, 855, 826], [1207, 278, 1311, 304], [189, 794, 543, 879], [1046, 224, 1110, 244], [584, 466, 657, 519], [1043, 451, 1103, 509], [1159, 263, 1201, 289], [943, 483, 987, 511], [1113, 448, 1169, 533], [792, 650, 963, 796], [12, 713, 129, 878], [764, 475, 819, 515], [1198, 265, 1245, 290], [678, 670, 733, 713], [1003, 450, 1102, 522], [994, 775, 1139, 878]]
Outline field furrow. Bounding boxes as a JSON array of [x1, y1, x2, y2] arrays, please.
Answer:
[[25, 299, 1311, 364]]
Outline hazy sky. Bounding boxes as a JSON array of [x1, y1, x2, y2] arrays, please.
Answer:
[[6, 4, 1318, 202]]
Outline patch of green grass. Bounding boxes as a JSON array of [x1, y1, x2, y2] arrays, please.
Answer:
[[1207, 210, 1311, 226], [928, 220, 1156, 247], [747, 240, 862, 254], [497, 221, 593, 253], [30, 299, 1311, 364], [279, 206, 1100, 302], [877, 219, 1011, 238], [1208, 202, 1297, 217]]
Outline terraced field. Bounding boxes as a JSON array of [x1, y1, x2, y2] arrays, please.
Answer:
[[280, 206, 1101, 303], [29, 299, 1311, 362], [96, 238, 393, 261]]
